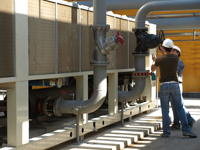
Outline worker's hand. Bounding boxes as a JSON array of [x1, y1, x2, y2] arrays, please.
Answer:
[[152, 54, 156, 62]]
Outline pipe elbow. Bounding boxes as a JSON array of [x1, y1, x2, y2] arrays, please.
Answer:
[[118, 78, 146, 102]]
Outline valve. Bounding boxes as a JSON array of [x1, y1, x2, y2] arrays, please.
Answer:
[[158, 30, 165, 50], [133, 28, 159, 54], [93, 31, 126, 56], [116, 31, 125, 45]]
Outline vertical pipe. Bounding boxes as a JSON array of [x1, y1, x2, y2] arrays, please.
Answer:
[[93, 0, 107, 62], [135, 56, 145, 71], [93, 0, 106, 25]]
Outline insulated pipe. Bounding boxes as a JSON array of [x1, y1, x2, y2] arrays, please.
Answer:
[[147, 17, 200, 30], [135, 0, 200, 29], [77, 0, 180, 10], [54, 0, 108, 115], [118, 55, 146, 102]]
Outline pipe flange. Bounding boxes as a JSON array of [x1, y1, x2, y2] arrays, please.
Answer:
[[53, 97, 63, 117], [132, 71, 150, 78], [132, 27, 148, 32], [43, 96, 54, 116], [90, 60, 110, 66], [90, 24, 110, 32], [132, 52, 149, 56]]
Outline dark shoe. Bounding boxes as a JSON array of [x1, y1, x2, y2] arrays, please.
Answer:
[[189, 120, 195, 128], [170, 124, 180, 130], [161, 133, 169, 138], [183, 132, 198, 138]]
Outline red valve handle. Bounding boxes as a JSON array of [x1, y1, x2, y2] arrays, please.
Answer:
[[115, 31, 126, 45]]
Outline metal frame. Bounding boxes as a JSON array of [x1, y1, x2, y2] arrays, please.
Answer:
[[0, 0, 156, 149]]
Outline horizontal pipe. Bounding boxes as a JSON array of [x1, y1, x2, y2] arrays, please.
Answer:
[[164, 32, 200, 36], [147, 17, 200, 30], [129, 13, 199, 18], [135, 0, 200, 29], [77, 0, 181, 10], [29, 80, 62, 88]]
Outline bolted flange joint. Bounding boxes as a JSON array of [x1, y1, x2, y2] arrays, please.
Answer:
[[42, 96, 54, 116], [90, 24, 110, 32], [53, 97, 63, 117], [132, 71, 151, 78], [90, 60, 110, 66]]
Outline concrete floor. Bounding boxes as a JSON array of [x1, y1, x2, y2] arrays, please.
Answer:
[[47, 98, 200, 150]]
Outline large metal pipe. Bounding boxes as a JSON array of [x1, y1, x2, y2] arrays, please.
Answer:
[[118, 55, 146, 102], [77, 0, 181, 10], [93, 0, 106, 25], [119, 0, 200, 103], [147, 17, 200, 30], [58, 66, 107, 114], [54, 0, 108, 115], [77, 0, 200, 31], [135, 0, 200, 29]]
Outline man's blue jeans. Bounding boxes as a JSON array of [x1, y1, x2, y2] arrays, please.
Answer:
[[160, 83, 191, 136], [171, 83, 195, 126]]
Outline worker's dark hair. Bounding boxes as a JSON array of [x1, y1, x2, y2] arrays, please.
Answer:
[[177, 51, 181, 57], [165, 47, 172, 52]]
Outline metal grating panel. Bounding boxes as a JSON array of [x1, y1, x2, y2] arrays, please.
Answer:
[[81, 10, 91, 71], [0, 0, 14, 78], [129, 21, 136, 69], [57, 5, 79, 73], [29, 0, 56, 75]]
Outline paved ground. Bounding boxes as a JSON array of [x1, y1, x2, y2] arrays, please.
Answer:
[[123, 99, 200, 150], [47, 98, 200, 150]]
